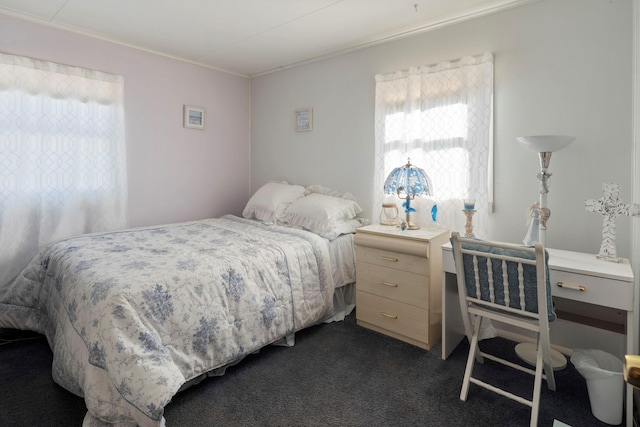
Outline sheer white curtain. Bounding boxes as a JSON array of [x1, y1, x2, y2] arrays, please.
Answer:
[[0, 52, 128, 287], [374, 53, 493, 237]]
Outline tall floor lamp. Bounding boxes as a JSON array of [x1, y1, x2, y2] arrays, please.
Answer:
[[516, 135, 576, 245], [515, 135, 575, 370]]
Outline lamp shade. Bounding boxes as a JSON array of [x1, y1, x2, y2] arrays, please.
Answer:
[[516, 135, 575, 153], [384, 159, 432, 199]]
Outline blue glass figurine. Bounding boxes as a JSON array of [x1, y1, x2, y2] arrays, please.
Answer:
[[401, 198, 416, 231]]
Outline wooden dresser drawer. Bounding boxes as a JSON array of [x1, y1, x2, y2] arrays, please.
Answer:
[[356, 262, 428, 308], [356, 245, 429, 276], [356, 291, 429, 344]]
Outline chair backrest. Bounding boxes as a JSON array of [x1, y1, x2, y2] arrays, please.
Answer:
[[450, 232, 555, 331]]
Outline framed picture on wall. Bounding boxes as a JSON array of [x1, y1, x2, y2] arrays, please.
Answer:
[[295, 107, 313, 132], [184, 105, 205, 130]]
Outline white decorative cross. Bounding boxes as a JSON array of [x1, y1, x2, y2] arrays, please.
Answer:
[[585, 183, 640, 262]]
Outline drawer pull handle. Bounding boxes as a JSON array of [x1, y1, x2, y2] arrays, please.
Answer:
[[381, 281, 398, 288], [556, 282, 586, 292], [381, 256, 399, 262], [381, 311, 398, 319]]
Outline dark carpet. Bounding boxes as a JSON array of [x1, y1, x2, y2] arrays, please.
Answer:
[[0, 312, 617, 426]]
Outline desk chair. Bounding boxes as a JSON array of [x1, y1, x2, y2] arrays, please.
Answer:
[[450, 232, 556, 427]]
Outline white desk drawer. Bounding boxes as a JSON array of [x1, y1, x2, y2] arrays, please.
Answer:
[[442, 247, 456, 274], [550, 270, 633, 311]]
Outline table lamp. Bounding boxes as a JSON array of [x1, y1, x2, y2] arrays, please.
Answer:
[[383, 158, 433, 230]]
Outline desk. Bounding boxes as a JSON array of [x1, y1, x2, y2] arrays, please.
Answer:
[[441, 243, 636, 426]]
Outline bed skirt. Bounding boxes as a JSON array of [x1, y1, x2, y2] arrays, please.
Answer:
[[176, 282, 355, 394]]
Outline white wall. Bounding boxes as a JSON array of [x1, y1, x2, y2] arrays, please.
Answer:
[[251, 0, 634, 257], [0, 13, 252, 228]]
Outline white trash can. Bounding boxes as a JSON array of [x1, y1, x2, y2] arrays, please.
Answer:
[[570, 349, 624, 425]]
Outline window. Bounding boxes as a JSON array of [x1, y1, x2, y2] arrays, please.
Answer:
[[0, 53, 127, 287], [374, 53, 493, 236]]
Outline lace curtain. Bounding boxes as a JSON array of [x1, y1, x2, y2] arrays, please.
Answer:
[[0, 52, 128, 288], [374, 53, 493, 236]]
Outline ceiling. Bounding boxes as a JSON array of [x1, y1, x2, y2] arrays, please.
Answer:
[[0, 0, 533, 77]]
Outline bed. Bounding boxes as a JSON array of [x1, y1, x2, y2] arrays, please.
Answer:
[[0, 183, 361, 427]]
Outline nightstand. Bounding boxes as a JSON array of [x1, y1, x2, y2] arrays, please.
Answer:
[[354, 224, 450, 350]]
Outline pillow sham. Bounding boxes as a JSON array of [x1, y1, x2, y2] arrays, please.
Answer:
[[317, 218, 363, 240], [281, 193, 363, 238], [304, 184, 358, 202], [242, 181, 306, 223], [283, 193, 362, 223]]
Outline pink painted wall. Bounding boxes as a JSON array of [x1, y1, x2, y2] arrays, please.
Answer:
[[0, 13, 251, 227]]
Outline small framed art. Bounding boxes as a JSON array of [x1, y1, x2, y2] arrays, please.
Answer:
[[184, 105, 205, 130], [295, 107, 313, 132]]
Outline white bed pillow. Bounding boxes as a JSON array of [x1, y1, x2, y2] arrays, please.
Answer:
[[281, 193, 363, 238], [317, 218, 363, 240], [278, 217, 363, 240], [304, 184, 358, 202], [242, 181, 306, 223]]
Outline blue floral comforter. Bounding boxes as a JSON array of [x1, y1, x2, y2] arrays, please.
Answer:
[[0, 215, 334, 426]]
